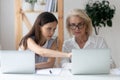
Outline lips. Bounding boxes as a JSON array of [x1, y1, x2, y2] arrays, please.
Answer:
[[75, 32, 81, 34], [48, 36, 52, 38]]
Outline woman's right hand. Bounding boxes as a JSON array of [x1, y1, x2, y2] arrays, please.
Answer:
[[68, 53, 72, 58]]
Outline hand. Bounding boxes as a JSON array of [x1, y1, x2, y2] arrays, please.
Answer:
[[68, 53, 72, 58]]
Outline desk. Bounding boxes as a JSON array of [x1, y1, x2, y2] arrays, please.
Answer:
[[0, 68, 120, 80]]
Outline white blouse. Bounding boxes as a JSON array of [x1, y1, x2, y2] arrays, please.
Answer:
[[61, 35, 115, 69]]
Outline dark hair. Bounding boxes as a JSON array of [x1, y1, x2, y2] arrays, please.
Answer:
[[19, 12, 58, 49]]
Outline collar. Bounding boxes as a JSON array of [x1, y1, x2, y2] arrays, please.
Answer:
[[72, 35, 96, 49]]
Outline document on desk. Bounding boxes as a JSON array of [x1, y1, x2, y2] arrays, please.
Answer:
[[36, 68, 62, 75], [110, 68, 120, 75]]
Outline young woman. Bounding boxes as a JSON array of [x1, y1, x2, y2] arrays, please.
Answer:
[[19, 12, 71, 69]]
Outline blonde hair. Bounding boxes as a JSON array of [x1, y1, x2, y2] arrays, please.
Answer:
[[66, 9, 93, 36]]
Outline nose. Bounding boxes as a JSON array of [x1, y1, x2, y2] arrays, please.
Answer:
[[74, 26, 80, 31], [49, 30, 54, 36]]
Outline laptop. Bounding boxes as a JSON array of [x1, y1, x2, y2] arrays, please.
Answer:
[[0, 50, 35, 74], [71, 49, 110, 75]]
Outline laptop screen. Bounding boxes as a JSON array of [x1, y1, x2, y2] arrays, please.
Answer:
[[71, 49, 110, 75], [0, 50, 35, 74]]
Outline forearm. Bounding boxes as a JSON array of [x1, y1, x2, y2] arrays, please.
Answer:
[[35, 62, 54, 69], [41, 48, 70, 58], [27, 38, 71, 58]]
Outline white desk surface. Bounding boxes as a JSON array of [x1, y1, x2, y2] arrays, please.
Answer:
[[0, 68, 120, 80]]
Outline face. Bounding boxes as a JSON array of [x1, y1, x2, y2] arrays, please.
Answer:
[[41, 21, 57, 40], [69, 16, 86, 38]]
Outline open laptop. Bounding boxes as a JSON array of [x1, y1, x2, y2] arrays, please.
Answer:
[[71, 49, 110, 75], [0, 50, 35, 74]]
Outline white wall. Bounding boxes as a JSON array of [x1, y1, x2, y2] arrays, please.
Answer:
[[0, 0, 1, 49], [0, 0, 15, 50], [99, 0, 120, 67], [64, 0, 120, 67]]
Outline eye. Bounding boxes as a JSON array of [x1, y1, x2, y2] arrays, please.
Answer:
[[78, 23, 84, 26], [47, 27, 52, 31], [69, 23, 76, 26]]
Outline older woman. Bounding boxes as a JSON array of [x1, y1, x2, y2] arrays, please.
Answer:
[[61, 9, 115, 69]]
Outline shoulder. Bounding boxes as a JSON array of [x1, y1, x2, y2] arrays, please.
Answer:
[[63, 38, 73, 45], [27, 37, 35, 42], [63, 38, 75, 48], [26, 37, 39, 49], [89, 35, 108, 48], [89, 35, 105, 42], [19, 37, 35, 50], [25, 36, 35, 41]]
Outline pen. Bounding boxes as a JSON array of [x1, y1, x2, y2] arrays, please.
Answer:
[[49, 70, 52, 74]]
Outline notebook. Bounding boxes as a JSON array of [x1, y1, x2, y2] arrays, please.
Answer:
[[71, 49, 110, 75], [0, 50, 35, 74]]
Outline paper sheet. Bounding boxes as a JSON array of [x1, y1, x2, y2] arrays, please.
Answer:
[[110, 68, 120, 75], [36, 68, 62, 75]]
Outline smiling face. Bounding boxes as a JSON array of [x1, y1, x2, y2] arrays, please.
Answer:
[[69, 16, 86, 38], [41, 21, 57, 40]]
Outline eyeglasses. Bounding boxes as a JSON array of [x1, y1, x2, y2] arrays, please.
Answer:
[[69, 22, 85, 30]]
